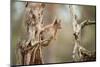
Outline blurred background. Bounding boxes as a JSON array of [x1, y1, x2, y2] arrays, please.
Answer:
[[11, 0, 96, 65]]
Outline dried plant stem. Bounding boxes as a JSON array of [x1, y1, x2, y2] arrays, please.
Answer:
[[16, 2, 61, 65], [69, 5, 96, 61]]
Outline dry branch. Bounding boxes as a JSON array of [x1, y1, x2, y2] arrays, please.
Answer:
[[16, 2, 61, 65], [80, 19, 95, 29], [69, 5, 96, 61]]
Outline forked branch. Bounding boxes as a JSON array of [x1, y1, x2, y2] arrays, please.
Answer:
[[17, 2, 61, 65], [69, 5, 96, 61]]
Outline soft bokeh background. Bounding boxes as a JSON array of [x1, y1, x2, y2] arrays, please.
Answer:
[[11, 1, 96, 65]]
